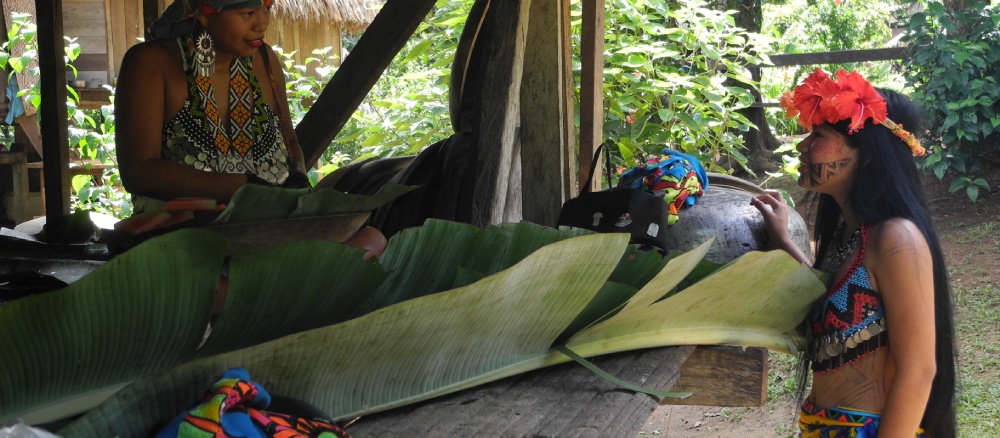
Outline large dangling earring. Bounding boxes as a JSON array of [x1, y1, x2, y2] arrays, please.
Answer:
[[194, 31, 216, 77]]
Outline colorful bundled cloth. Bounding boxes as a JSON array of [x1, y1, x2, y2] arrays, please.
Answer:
[[617, 148, 707, 225], [157, 368, 352, 438], [799, 400, 925, 437]]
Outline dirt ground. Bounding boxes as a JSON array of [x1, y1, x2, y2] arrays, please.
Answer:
[[640, 162, 1000, 438]]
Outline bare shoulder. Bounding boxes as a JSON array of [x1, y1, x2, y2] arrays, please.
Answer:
[[120, 40, 183, 77], [868, 218, 930, 260]]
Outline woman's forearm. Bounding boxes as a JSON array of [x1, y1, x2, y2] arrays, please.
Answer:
[[876, 365, 935, 438], [121, 158, 248, 203]]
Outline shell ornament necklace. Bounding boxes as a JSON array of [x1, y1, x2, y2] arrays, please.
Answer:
[[823, 222, 862, 275]]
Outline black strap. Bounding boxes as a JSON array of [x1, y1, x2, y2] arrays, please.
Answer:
[[581, 142, 614, 194]]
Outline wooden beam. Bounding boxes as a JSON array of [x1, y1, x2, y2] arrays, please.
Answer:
[[765, 47, 906, 67], [36, 0, 72, 240], [519, 0, 571, 227], [579, 0, 604, 194], [295, 0, 437, 169], [470, 0, 531, 226], [662, 346, 768, 407]]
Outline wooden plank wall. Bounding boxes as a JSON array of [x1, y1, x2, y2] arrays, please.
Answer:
[[62, 0, 107, 86], [103, 0, 143, 81], [266, 19, 344, 76]]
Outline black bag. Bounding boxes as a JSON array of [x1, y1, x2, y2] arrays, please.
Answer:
[[557, 143, 671, 250]]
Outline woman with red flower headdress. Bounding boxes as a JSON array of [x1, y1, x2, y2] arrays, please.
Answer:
[[755, 70, 955, 437], [114, 0, 386, 258]]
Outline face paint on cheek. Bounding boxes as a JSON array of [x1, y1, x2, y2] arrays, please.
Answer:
[[808, 158, 852, 187], [810, 144, 844, 155]]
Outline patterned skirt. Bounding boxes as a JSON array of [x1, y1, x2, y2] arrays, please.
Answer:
[[799, 399, 925, 437]]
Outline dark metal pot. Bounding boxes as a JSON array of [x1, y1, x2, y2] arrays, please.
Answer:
[[664, 174, 812, 264]]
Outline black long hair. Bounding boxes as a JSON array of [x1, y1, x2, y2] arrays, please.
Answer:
[[807, 89, 956, 437]]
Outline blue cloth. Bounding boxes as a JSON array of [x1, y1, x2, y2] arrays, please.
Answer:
[[617, 148, 708, 207], [6, 81, 25, 125]]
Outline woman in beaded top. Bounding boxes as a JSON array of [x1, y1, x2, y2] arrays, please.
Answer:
[[115, 0, 386, 258], [751, 70, 955, 437], [115, 0, 310, 213]]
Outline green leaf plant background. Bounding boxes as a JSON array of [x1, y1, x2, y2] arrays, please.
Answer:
[[0, 219, 824, 437]]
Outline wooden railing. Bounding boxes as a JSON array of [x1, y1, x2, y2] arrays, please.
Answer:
[[751, 47, 908, 108]]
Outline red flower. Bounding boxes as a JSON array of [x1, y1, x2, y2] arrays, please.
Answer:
[[827, 70, 888, 133], [791, 69, 841, 130]]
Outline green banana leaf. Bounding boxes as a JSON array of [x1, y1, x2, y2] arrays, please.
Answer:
[[566, 249, 822, 356], [59, 232, 632, 437], [195, 241, 387, 357], [0, 230, 228, 424], [0, 219, 825, 437], [211, 183, 418, 224]]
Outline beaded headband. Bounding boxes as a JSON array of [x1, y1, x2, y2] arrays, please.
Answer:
[[779, 69, 925, 156]]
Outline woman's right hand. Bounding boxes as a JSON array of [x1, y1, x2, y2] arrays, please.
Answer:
[[750, 191, 811, 264], [750, 191, 790, 242]]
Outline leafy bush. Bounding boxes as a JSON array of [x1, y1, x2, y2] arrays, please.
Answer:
[[902, 0, 998, 201], [0, 13, 130, 217], [323, 0, 772, 175], [334, 1, 469, 160], [271, 46, 355, 178], [760, 0, 901, 139], [591, 0, 768, 174]]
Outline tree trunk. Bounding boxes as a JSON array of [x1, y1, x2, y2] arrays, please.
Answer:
[[717, 0, 781, 176]]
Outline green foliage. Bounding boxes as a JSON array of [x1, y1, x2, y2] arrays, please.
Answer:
[[68, 103, 130, 217], [313, 0, 772, 175], [334, 0, 468, 161], [271, 46, 354, 178], [766, 0, 894, 56], [592, 0, 767, 174], [758, 0, 903, 182], [902, 0, 999, 202], [274, 1, 469, 175], [0, 13, 130, 217]]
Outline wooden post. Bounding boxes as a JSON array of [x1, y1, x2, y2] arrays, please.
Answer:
[[519, 0, 573, 226], [36, 0, 71, 240], [470, 0, 531, 227], [295, 0, 437, 169], [579, 0, 604, 194], [0, 152, 29, 224], [559, 0, 577, 200]]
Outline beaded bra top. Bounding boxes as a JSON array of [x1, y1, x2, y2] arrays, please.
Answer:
[[162, 37, 291, 184], [807, 223, 888, 373]]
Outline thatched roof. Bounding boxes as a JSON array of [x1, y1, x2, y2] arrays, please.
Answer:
[[273, 0, 381, 33]]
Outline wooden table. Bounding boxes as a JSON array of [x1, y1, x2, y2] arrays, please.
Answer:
[[345, 345, 768, 438]]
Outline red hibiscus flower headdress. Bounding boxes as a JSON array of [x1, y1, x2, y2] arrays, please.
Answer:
[[779, 69, 925, 156]]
